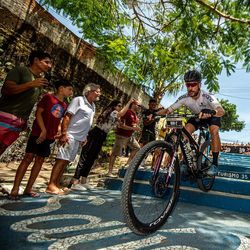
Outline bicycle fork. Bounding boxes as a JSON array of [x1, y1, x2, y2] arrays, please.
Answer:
[[151, 148, 177, 187]]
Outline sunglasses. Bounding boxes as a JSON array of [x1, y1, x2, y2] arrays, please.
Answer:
[[117, 104, 122, 107], [185, 82, 199, 88]]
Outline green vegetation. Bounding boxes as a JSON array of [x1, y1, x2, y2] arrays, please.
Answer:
[[29, 2, 250, 131], [220, 99, 245, 132], [39, 0, 250, 100]]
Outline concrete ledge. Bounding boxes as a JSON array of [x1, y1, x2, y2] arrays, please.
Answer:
[[105, 158, 250, 214], [104, 178, 250, 213]]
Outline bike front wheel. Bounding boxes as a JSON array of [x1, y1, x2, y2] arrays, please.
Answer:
[[121, 140, 180, 235], [197, 140, 215, 192]]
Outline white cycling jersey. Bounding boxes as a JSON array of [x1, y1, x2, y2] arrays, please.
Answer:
[[169, 90, 222, 114]]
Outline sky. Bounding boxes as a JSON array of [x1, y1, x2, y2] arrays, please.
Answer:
[[45, 5, 250, 144]]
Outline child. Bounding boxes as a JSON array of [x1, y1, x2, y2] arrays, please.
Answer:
[[9, 79, 73, 200]]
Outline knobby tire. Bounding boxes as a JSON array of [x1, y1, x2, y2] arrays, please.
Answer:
[[121, 140, 180, 235]]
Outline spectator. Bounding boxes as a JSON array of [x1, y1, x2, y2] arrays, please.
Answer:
[[139, 98, 162, 146], [69, 99, 134, 190], [0, 50, 52, 156], [107, 100, 141, 176], [9, 79, 73, 200], [45, 83, 101, 195]]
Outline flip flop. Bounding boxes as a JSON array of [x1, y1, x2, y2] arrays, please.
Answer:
[[23, 192, 40, 198]]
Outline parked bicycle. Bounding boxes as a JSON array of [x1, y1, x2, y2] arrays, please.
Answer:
[[121, 114, 215, 235]]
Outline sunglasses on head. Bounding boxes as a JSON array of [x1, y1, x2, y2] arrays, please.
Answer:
[[185, 82, 199, 88]]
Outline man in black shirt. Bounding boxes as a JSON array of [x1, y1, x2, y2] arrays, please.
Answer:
[[140, 98, 161, 146]]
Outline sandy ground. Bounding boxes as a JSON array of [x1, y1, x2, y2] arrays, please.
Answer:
[[0, 156, 128, 195]]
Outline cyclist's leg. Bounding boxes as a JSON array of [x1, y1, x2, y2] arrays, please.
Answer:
[[185, 123, 196, 135], [184, 121, 197, 145], [209, 124, 220, 166], [208, 117, 221, 166]]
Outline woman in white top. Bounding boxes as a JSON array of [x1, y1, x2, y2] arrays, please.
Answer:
[[70, 99, 134, 189]]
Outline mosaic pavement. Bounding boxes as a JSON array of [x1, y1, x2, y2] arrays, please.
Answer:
[[0, 188, 249, 250]]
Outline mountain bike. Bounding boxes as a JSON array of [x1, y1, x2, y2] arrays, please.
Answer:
[[121, 114, 215, 235]]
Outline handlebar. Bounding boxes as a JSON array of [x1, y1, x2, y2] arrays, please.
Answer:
[[154, 114, 198, 120]]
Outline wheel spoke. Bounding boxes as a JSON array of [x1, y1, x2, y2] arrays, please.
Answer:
[[197, 140, 215, 192]]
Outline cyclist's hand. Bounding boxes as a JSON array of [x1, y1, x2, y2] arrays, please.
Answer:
[[199, 109, 216, 119]]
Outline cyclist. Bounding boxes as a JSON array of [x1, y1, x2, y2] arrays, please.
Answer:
[[157, 70, 225, 174]]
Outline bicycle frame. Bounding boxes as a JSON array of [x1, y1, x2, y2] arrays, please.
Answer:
[[164, 125, 211, 173], [151, 115, 212, 184]]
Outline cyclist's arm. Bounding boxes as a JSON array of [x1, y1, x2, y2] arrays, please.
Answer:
[[214, 106, 225, 117], [207, 94, 225, 117], [158, 95, 187, 116], [199, 106, 225, 119]]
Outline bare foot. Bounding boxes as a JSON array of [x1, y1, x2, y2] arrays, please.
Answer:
[[45, 188, 67, 195], [9, 189, 19, 200], [45, 184, 68, 195]]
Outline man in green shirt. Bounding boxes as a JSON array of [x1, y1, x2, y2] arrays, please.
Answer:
[[0, 50, 52, 156]]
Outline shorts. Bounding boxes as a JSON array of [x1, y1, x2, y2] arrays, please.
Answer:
[[56, 135, 81, 162], [112, 134, 140, 156], [26, 136, 54, 157], [187, 116, 221, 130], [0, 111, 27, 147], [139, 129, 156, 145]]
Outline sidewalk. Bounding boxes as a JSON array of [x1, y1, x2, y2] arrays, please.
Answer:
[[0, 188, 250, 249], [0, 161, 250, 249], [0, 158, 118, 195]]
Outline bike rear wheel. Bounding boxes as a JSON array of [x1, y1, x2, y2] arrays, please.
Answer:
[[121, 140, 180, 235], [197, 140, 215, 192]]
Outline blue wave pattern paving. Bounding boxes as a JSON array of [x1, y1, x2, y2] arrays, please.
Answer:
[[0, 190, 250, 249]]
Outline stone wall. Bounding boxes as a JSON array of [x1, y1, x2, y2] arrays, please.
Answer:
[[0, 0, 151, 107]]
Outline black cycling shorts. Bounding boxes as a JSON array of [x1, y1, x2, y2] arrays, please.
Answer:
[[26, 135, 54, 158], [187, 116, 221, 130]]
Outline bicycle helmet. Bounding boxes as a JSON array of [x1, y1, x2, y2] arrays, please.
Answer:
[[184, 70, 202, 83]]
